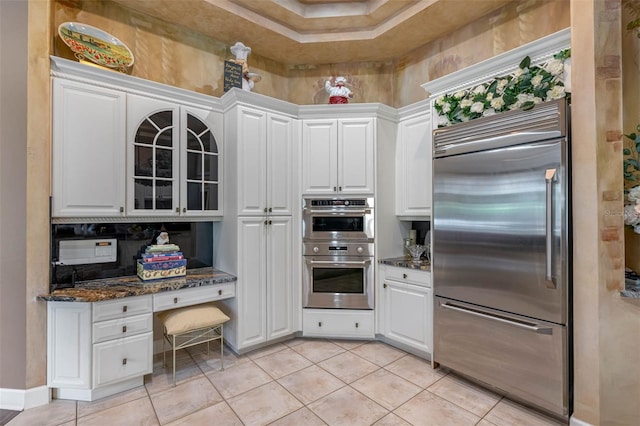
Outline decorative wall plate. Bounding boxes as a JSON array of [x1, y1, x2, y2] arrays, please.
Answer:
[[58, 22, 134, 70]]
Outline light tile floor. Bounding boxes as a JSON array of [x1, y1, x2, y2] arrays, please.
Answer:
[[6, 339, 566, 426]]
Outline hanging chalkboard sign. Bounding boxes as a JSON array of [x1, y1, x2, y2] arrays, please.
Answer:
[[224, 61, 243, 92]]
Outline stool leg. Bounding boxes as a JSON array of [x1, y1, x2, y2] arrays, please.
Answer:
[[162, 333, 166, 369], [172, 334, 176, 387], [220, 327, 224, 371]]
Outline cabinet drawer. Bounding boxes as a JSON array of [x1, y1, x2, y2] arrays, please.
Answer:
[[303, 309, 374, 338], [93, 296, 152, 322], [153, 283, 235, 312], [93, 332, 153, 387], [92, 313, 153, 344], [384, 265, 430, 287]]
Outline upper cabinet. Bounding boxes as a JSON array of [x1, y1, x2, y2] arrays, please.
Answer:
[[126, 95, 223, 217], [396, 108, 432, 218], [232, 106, 295, 216], [302, 118, 375, 195], [50, 57, 223, 221], [52, 78, 126, 218]]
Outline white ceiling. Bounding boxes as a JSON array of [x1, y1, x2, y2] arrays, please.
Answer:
[[110, 0, 512, 65]]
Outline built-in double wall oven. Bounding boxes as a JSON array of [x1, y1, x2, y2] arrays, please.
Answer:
[[302, 198, 374, 310]]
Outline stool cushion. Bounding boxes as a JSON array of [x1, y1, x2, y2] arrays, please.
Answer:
[[158, 304, 230, 335]]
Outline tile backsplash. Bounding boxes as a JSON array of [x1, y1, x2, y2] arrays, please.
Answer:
[[51, 222, 213, 290]]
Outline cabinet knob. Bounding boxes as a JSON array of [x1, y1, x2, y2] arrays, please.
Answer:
[[339, 186, 342, 192], [183, 207, 186, 213], [264, 220, 268, 225], [268, 220, 272, 225], [264, 207, 268, 213], [173, 297, 178, 304], [403, 273, 408, 279], [383, 283, 387, 289], [176, 207, 180, 213], [318, 322, 322, 327], [333, 187, 337, 192], [355, 322, 359, 328], [120, 206, 124, 213], [122, 325, 127, 333], [122, 305, 127, 313], [218, 289, 222, 296], [122, 358, 127, 365], [268, 207, 272, 212]]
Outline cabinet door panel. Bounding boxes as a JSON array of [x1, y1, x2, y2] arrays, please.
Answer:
[[266, 218, 293, 340], [338, 119, 374, 194], [238, 218, 267, 347], [397, 115, 432, 216], [93, 332, 153, 387], [302, 120, 338, 194], [384, 280, 432, 353], [52, 79, 126, 217], [267, 114, 294, 215], [237, 108, 267, 215]]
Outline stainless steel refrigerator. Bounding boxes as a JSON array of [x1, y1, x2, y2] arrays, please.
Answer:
[[432, 99, 571, 420]]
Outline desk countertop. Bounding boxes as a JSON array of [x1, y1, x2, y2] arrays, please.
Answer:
[[38, 267, 237, 303], [379, 257, 431, 272]]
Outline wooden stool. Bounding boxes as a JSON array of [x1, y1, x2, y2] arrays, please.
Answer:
[[157, 303, 230, 386]]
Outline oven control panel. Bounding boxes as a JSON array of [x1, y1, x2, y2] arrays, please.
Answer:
[[304, 197, 373, 209], [304, 242, 373, 257]]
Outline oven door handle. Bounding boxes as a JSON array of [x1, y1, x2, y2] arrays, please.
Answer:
[[303, 209, 371, 215], [306, 259, 371, 266]]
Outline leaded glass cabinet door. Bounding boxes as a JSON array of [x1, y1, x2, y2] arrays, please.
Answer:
[[180, 106, 223, 216], [127, 95, 179, 216]]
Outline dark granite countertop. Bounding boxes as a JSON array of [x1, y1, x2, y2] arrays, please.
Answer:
[[38, 267, 237, 303], [623, 278, 640, 299], [379, 257, 431, 272]]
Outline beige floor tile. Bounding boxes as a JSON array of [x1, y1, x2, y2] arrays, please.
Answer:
[[427, 374, 501, 417], [77, 396, 158, 426], [278, 365, 346, 404], [207, 359, 273, 399], [253, 348, 313, 379], [351, 369, 422, 410], [290, 339, 346, 363], [394, 390, 480, 426], [384, 354, 446, 388], [330, 339, 368, 350], [483, 399, 565, 426], [477, 420, 499, 426], [308, 386, 388, 425], [189, 343, 249, 373], [227, 381, 303, 426], [165, 401, 243, 426], [269, 407, 327, 426], [6, 399, 76, 426], [317, 351, 379, 383], [351, 341, 407, 367], [57, 421, 76, 426], [145, 352, 204, 395], [283, 337, 308, 348], [246, 342, 288, 360], [149, 376, 223, 425], [373, 412, 412, 426], [77, 385, 148, 418]]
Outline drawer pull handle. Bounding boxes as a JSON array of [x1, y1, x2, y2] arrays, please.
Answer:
[[218, 289, 222, 296], [355, 322, 359, 328], [122, 358, 127, 365], [383, 283, 387, 289], [318, 322, 322, 327], [122, 325, 127, 333], [173, 297, 178, 304], [122, 305, 127, 313], [119, 206, 124, 213], [403, 273, 407, 279]]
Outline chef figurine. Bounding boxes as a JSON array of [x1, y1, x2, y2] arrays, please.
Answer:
[[230, 41, 261, 91], [325, 76, 353, 104], [155, 231, 169, 245]]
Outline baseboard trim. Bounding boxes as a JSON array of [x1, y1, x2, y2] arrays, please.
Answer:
[[570, 415, 594, 426], [0, 385, 50, 411]]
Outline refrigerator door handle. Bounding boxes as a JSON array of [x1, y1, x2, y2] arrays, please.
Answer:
[[440, 302, 553, 335], [545, 168, 557, 289]]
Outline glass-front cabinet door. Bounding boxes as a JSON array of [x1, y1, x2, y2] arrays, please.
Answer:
[[181, 107, 222, 216], [127, 95, 179, 216]]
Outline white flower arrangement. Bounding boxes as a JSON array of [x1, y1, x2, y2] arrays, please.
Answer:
[[434, 49, 571, 127]]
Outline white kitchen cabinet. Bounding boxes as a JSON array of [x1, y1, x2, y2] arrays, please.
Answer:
[[47, 295, 153, 401], [396, 112, 432, 218], [235, 216, 294, 349], [379, 265, 432, 357], [302, 118, 375, 195], [303, 309, 374, 339], [235, 106, 294, 216], [127, 95, 223, 217], [51, 78, 126, 218]]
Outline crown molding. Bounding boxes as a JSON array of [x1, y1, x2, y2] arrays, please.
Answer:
[[220, 88, 299, 117], [298, 102, 398, 121]]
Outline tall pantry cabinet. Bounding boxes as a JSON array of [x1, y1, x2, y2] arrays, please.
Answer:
[[217, 90, 300, 352]]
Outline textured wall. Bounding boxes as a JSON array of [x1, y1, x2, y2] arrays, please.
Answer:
[[395, 0, 570, 107]]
